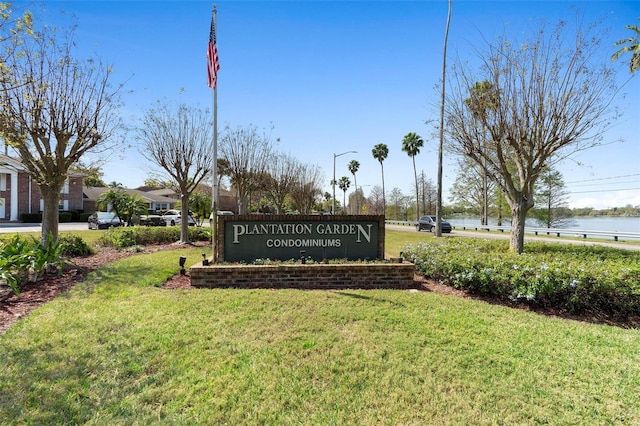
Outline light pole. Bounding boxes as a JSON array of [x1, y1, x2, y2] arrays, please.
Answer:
[[332, 150, 357, 214]]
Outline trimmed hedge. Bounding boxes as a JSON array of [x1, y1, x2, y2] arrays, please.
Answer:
[[98, 226, 211, 248], [402, 239, 640, 317], [20, 212, 78, 223]]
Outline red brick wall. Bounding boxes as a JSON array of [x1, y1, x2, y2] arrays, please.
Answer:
[[190, 262, 415, 290]]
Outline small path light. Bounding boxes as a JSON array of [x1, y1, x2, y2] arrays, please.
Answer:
[[179, 256, 187, 275], [202, 253, 209, 266], [300, 250, 306, 264]]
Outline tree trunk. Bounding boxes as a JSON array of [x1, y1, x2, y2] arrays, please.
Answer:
[[482, 168, 488, 226], [380, 164, 386, 216], [509, 198, 530, 254], [412, 157, 419, 220], [40, 187, 60, 246], [180, 192, 190, 244], [353, 175, 358, 215]]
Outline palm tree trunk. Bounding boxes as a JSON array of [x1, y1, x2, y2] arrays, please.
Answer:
[[412, 156, 419, 220], [381, 164, 386, 216]]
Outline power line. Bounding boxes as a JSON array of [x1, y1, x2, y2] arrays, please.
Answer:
[[569, 188, 640, 194], [565, 173, 640, 184], [567, 180, 639, 188]]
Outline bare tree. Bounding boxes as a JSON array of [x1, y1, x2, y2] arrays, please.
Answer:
[[0, 24, 122, 244], [138, 102, 212, 243], [219, 124, 274, 214], [417, 171, 438, 216], [388, 187, 409, 221], [448, 157, 496, 221], [289, 163, 324, 214], [264, 152, 299, 214], [0, 3, 34, 87], [446, 18, 619, 253], [368, 185, 385, 215]]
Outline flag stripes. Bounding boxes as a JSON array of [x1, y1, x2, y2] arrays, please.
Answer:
[[207, 11, 220, 89]]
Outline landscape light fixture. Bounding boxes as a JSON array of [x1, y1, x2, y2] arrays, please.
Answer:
[[179, 256, 187, 275], [332, 150, 357, 214]]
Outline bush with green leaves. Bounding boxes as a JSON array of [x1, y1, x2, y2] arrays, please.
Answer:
[[402, 238, 640, 316], [0, 234, 70, 294], [58, 235, 96, 257], [98, 226, 211, 248]]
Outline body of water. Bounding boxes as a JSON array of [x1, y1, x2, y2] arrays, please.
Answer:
[[447, 216, 640, 234]]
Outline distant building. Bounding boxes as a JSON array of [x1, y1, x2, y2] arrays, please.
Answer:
[[82, 187, 178, 213], [0, 154, 84, 222]]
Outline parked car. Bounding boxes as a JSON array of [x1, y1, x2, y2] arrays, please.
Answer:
[[136, 210, 165, 227], [88, 212, 123, 230], [162, 209, 196, 226], [416, 215, 452, 233]]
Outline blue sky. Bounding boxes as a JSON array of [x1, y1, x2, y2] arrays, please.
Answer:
[[27, 0, 640, 209]]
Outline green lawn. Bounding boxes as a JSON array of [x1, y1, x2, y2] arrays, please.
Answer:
[[1, 232, 639, 424]]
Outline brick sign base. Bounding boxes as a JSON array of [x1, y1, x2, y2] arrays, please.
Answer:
[[190, 261, 415, 290]]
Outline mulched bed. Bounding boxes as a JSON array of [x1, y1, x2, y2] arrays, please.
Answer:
[[1, 244, 638, 334]]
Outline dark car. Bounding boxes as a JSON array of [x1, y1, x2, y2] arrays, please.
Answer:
[[88, 212, 123, 230], [137, 210, 166, 227], [416, 215, 452, 233]]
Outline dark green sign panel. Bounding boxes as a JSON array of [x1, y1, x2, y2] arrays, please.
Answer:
[[222, 217, 382, 262]]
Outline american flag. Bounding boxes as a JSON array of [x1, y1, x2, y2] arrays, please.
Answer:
[[207, 11, 220, 89]]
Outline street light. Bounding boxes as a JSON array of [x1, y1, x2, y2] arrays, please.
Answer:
[[332, 150, 357, 215]]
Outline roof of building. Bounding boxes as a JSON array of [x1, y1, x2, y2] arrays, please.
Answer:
[[83, 187, 177, 204]]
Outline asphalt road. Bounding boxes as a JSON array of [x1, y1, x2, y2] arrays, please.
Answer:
[[0, 222, 90, 233], [385, 224, 640, 251]]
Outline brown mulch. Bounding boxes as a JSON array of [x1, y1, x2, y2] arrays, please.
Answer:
[[1, 245, 638, 334]]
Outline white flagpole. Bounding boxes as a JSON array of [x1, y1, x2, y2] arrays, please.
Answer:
[[211, 4, 219, 262]]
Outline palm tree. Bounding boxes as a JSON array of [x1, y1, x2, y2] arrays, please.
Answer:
[[371, 143, 389, 214], [347, 160, 360, 214], [338, 176, 351, 214], [612, 19, 640, 74], [401, 132, 424, 220], [96, 188, 126, 219]]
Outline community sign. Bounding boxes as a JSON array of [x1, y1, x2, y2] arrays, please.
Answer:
[[220, 215, 384, 263]]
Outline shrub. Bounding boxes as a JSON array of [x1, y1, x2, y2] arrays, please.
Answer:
[[20, 213, 42, 223], [98, 226, 211, 248], [0, 233, 69, 294], [59, 235, 96, 256], [402, 239, 640, 317]]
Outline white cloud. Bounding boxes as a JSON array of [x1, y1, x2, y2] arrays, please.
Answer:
[[570, 190, 640, 210]]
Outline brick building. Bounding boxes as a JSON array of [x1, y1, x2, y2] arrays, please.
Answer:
[[0, 154, 84, 222]]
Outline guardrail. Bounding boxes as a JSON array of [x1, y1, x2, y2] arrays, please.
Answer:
[[385, 220, 640, 242]]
